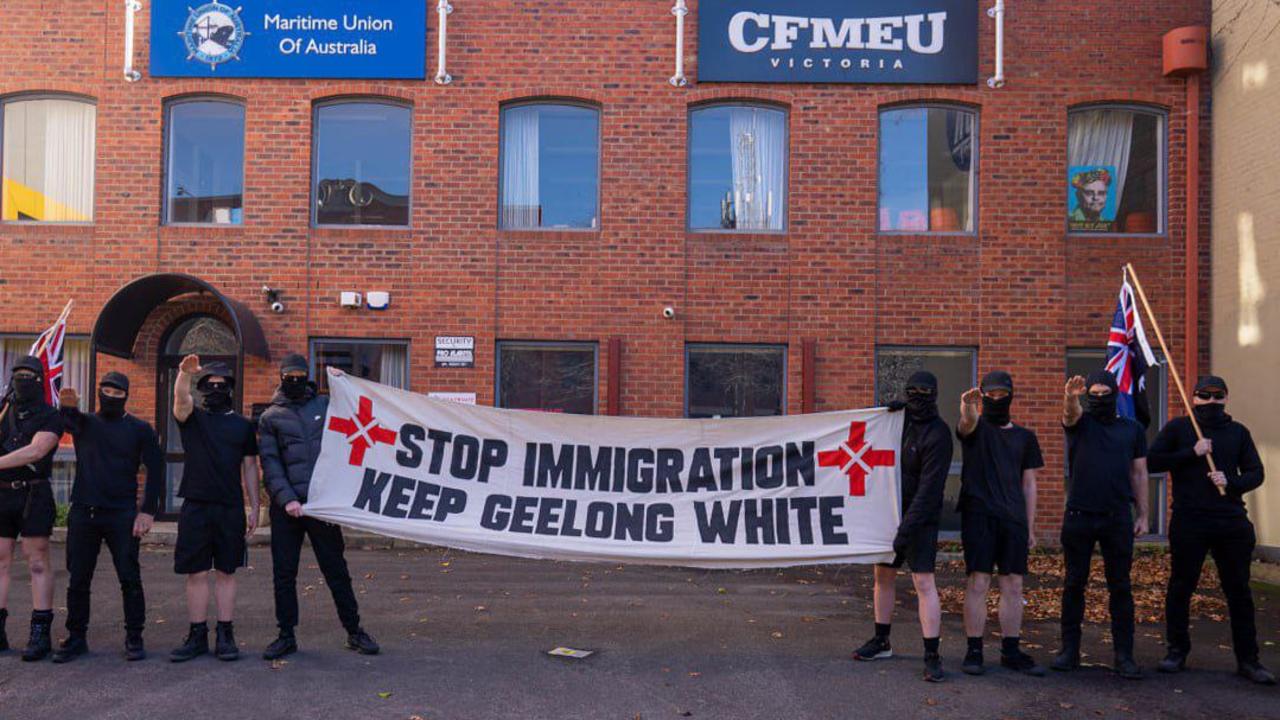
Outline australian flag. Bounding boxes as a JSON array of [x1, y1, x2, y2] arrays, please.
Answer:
[[1105, 280, 1158, 427]]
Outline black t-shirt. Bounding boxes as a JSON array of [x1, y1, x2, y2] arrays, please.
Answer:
[[957, 417, 1044, 525], [1065, 414, 1147, 514], [177, 408, 258, 506], [0, 402, 64, 483]]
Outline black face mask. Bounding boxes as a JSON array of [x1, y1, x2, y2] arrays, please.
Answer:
[[905, 390, 938, 423], [1086, 392, 1118, 423], [203, 389, 232, 413], [281, 376, 309, 401], [11, 376, 43, 405], [1193, 403, 1228, 427], [981, 394, 1012, 427], [98, 390, 127, 419]]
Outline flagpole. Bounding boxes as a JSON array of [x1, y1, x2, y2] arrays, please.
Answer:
[[1123, 263, 1224, 495]]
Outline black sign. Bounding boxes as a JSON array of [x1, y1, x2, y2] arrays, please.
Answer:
[[697, 0, 979, 84]]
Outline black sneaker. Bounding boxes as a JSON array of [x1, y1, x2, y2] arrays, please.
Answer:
[[852, 635, 892, 661], [346, 628, 380, 656], [263, 632, 297, 661], [170, 624, 208, 663], [215, 623, 239, 661], [923, 652, 945, 682], [51, 635, 88, 664], [1238, 660, 1278, 686], [1000, 650, 1046, 677], [1157, 649, 1187, 674], [1114, 655, 1142, 680], [124, 631, 146, 662], [961, 648, 985, 675]]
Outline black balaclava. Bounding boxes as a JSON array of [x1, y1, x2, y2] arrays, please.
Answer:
[[98, 371, 130, 419], [279, 353, 310, 402], [9, 355, 45, 407], [1192, 375, 1231, 428], [980, 370, 1014, 427], [904, 371, 939, 423], [197, 362, 235, 414], [1084, 370, 1119, 424]]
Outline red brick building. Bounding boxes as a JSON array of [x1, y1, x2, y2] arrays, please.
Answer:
[[0, 1, 1212, 536]]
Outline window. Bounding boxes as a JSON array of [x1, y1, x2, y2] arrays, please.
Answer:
[[1067, 107, 1165, 234], [686, 344, 786, 418], [688, 104, 787, 231], [310, 339, 410, 393], [1066, 349, 1168, 534], [496, 341, 597, 414], [499, 103, 600, 229], [164, 99, 245, 224], [1, 96, 95, 222], [878, 105, 976, 233], [313, 100, 411, 226], [875, 347, 976, 532]]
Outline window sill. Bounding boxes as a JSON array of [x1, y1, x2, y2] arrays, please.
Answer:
[[1065, 232, 1168, 240], [687, 228, 787, 236], [877, 230, 977, 237], [162, 222, 245, 229]]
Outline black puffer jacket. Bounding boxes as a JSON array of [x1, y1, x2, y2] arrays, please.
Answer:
[[258, 383, 329, 507]]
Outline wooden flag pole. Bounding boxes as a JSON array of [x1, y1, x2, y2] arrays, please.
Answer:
[[1124, 263, 1224, 494]]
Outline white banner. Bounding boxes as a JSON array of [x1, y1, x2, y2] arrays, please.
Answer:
[[304, 369, 903, 568]]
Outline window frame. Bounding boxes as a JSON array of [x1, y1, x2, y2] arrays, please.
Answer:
[[161, 95, 247, 227], [310, 97, 414, 229], [497, 98, 603, 232], [1065, 103, 1168, 238], [308, 336, 412, 391], [0, 92, 97, 226], [494, 339, 600, 414], [875, 102, 980, 236], [685, 101, 790, 235], [683, 342, 789, 418]]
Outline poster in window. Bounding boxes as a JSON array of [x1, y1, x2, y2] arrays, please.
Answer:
[[1067, 165, 1118, 233]]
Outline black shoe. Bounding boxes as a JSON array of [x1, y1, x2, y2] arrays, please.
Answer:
[[961, 648, 985, 675], [169, 624, 208, 663], [1157, 649, 1187, 674], [923, 652, 945, 682], [0, 608, 8, 652], [1001, 650, 1046, 677], [51, 635, 88, 664], [21, 615, 52, 662], [1051, 644, 1081, 672], [1114, 654, 1142, 680], [1238, 660, 1278, 686], [215, 622, 239, 661], [346, 628, 380, 656], [852, 635, 893, 661], [124, 631, 146, 662], [262, 632, 297, 661]]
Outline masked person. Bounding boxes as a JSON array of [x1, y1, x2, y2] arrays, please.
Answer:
[[1148, 376, 1274, 685], [259, 354, 378, 660], [0, 356, 64, 661], [168, 356, 260, 663], [53, 373, 164, 663], [1052, 371, 1149, 679], [853, 371, 953, 682], [956, 370, 1045, 677]]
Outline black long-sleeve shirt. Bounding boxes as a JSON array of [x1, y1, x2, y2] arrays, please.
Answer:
[[60, 407, 165, 515], [1148, 415, 1264, 519], [898, 415, 953, 536]]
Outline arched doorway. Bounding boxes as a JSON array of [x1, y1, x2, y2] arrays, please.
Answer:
[[156, 315, 239, 516]]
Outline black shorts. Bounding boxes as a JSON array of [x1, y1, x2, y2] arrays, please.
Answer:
[[879, 523, 940, 573], [962, 511, 1028, 576], [0, 483, 56, 539], [174, 499, 246, 574]]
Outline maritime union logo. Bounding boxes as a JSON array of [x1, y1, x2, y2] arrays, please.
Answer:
[[179, 3, 248, 70]]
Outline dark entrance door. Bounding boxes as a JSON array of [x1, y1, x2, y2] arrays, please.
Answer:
[[156, 315, 239, 519]]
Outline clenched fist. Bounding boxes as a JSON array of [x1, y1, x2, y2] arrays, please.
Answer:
[[59, 387, 79, 408], [962, 387, 983, 406]]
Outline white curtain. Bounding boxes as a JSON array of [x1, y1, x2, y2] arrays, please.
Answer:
[[949, 111, 976, 232], [728, 108, 786, 231], [501, 107, 540, 228], [1068, 109, 1133, 211], [379, 343, 408, 389]]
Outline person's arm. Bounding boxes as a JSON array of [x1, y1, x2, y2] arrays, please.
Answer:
[[1231, 428, 1265, 494], [133, 423, 165, 537], [1063, 375, 1085, 427], [173, 354, 201, 424], [897, 425, 952, 538], [257, 413, 300, 509], [958, 387, 981, 437], [0, 431, 60, 470], [242, 456, 261, 536], [1130, 457, 1150, 536], [1147, 420, 1207, 474], [1023, 467, 1038, 549], [57, 388, 87, 435]]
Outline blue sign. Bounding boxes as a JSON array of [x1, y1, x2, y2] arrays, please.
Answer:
[[150, 1, 426, 79], [697, 0, 978, 84]]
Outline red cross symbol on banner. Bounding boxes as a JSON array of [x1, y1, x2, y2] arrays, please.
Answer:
[[327, 396, 398, 466], [818, 421, 896, 496]]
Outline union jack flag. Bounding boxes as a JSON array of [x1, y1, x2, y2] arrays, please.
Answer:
[[28, 314, 68, 407], [1105, 280, 1158, 427]]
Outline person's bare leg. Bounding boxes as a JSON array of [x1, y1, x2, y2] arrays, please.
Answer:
[[185, 571, 210, 623], [964, 572, 991, 638], [873, 565, 897, 625], [913, 572, 941, 639], [997, 574, 1025, 638], [21, 537, 53, 610], [213, 571, 236, 623]]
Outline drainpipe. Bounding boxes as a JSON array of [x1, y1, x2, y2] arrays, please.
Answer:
[[435, 0, 453, 85], [987, 0, 1005, 88], [670, 0, 688, 87], [123, 0, 142, 82]]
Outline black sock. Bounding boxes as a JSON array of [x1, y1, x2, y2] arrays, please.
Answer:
[[874, 623, 891, 639], [1001, 636, 1020, 656], [31, 609, 53, 623], [924, 637, 941, 655], [190, 621, 208, 633], [216, 621, 233, 629], [967, 636, 983, 653]]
